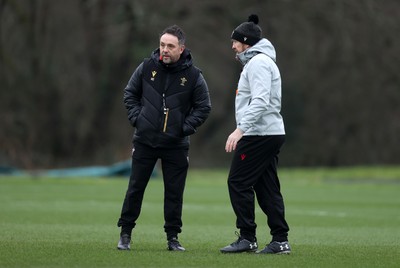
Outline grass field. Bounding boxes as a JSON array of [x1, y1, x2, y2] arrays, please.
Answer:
[[1, 167, 400, 268]]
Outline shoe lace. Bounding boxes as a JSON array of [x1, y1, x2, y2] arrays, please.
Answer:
[[231, 231, 243, 245], [169, 238, 181, 247], [121, 234, 130, 243]]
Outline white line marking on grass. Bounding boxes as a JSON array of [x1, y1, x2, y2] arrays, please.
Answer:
[[290, 209, 347, 217]]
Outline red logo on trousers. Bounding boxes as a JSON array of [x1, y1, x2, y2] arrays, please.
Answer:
[[240, 154, 246, 160]]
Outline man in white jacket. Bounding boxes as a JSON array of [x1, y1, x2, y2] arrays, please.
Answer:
[[220, 14, 291, 254]]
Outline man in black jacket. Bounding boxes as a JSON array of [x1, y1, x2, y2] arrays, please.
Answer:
[[117, 25, 211, 251]]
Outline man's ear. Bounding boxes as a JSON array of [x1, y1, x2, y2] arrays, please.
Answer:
[[179, 45, 185, 54]]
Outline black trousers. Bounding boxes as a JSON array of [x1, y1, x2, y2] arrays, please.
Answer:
[[117, 142, 189, 240], [227, 135, 289, 242]]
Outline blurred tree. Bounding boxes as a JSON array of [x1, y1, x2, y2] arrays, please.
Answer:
[[0, 0, 399, 169]]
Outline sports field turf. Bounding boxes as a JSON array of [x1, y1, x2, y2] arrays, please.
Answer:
[[0, 167, 399, 267]]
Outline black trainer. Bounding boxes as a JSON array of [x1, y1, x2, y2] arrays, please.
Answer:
[[117, 234, 131, 250], [256, 241, 291, 254], [220, 233, 258, 253], [167, 237, 185, 251]]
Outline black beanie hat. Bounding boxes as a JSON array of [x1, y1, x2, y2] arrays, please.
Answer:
[[231, 14, 262, 46]]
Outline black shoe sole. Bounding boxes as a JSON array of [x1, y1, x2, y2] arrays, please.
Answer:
[[256, 250, 290, 254], [220, 249, 257, 254]]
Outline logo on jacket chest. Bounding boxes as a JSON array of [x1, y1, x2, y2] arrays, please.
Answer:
[[151, 71, 157, 81], [180, 77, 187, 86], [150, 71, 187, 87]]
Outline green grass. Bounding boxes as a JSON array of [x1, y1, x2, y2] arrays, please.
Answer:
[[1, 167, 400, 267]]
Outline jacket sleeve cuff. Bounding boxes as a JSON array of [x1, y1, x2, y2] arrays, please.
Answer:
[[237, 123, 248, 133]]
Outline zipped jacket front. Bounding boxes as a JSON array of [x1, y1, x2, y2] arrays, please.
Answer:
[[124, 48, 211, 148], [235, 38, 285, 136]]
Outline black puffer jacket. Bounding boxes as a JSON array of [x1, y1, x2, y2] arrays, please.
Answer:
[[124, 48, 211, 149]]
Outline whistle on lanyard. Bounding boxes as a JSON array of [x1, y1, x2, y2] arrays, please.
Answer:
[[163, 107, 169, 132]]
